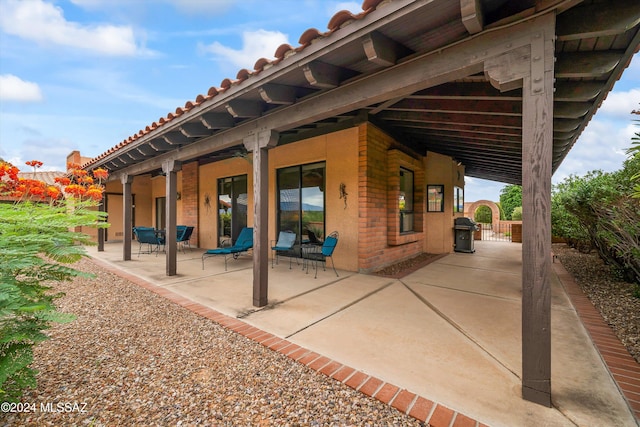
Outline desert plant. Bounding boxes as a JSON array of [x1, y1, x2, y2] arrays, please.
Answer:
[[0, 161, 108, 402]]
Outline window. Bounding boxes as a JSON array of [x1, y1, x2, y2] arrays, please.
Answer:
[[454, 186, 464, 213], [218, 175, 248, 246], [399, 168, 414, 232], [277, 162, 325, 244], [427, 185, 444, 212]]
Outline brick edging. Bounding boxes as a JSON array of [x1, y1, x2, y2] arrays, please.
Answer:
[[552, 259, 640, 421], [89, 256, 488, 427]]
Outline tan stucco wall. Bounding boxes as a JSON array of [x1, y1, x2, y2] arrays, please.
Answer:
[[270, 127, 360, 271], [424, 151, 464, 254]]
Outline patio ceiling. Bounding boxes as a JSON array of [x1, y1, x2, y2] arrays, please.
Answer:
[[87, 0, 640, 186]]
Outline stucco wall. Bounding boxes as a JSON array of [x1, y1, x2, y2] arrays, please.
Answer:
[[424, 151, 464, 254], [270, 127, 360, 272]]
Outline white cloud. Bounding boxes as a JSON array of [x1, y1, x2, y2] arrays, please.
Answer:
[[598, 88, 640, 118], [0, 0, 143, 56], [0, 74, 43, 102], [200, 29, 289, 69]]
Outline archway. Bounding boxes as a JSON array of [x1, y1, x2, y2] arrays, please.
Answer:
[[467, 200, 500, 232]]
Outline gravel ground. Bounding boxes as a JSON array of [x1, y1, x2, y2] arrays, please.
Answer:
[[552, 243, 640, 363], [2, 258, 423, 427]]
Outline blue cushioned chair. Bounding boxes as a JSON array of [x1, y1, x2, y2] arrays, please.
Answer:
[[271, 230, 297, 268], [133, 226, 163, 256], [302, 231, 339, 278], [177, 225, 195, 252], [202, 227, 253, 270]]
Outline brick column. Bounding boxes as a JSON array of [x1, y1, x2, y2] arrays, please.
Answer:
[[181, 161, 199, 248]]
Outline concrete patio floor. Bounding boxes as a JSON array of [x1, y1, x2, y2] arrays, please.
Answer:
[[87, 240, 637, 426]]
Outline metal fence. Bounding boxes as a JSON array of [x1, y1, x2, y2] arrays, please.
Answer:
[[477, 222, 513, 242]]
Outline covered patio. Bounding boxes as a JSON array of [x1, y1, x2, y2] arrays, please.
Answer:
[[86, 240, 637, 426], [83, 0, 640, 410]]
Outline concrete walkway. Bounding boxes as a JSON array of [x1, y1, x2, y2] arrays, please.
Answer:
[[87, 241, 638, 426]]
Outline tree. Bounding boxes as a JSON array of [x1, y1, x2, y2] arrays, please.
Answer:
[[0, 160, 108, 402], [474, 205, 493, 223], [511, 206, 523, 220], [627, 108, 639, 198], [499, 185, 522, 220]]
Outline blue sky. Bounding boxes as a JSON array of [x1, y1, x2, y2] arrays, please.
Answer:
[[0, 0, 638, 203]]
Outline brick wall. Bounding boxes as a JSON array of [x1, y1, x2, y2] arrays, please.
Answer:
[[181, 161, 199, 247], [358, 123, 424, 273]]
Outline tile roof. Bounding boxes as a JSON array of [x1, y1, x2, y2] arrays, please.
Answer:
[[83, 1, 385, 170]]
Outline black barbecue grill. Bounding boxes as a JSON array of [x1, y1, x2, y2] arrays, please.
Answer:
[[454, 217, 479, 253]]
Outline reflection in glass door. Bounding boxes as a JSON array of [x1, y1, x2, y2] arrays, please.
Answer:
[[277, 162, 325, 244], [218, 175, 248, 246]]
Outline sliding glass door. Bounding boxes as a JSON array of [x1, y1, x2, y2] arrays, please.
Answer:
[[218, 175, 248, 246], [277, 162, 325, 244]]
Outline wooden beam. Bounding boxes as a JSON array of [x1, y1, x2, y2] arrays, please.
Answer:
[[460, 0, 484, 34], [553, 118, 582, 132], [555, 51, 622, 78], [376, 110, 523, 128], [521, 16, 554, 407], [553, 102, 591, 119], [243, 130, 278, 308], [303, 61, 343, 88], [225, 100, 263, 118], [121, 174, 134, 261], [180, 122, 212, 138], [258, 84, 297, 105], [200, 112, 234, 129], [412, 81, 521, 100], [557, 0, 640, 41], [389, 98, 523, 116], [163, 131, 191, 146], [149, 138, 172, 151], [362, 31, 411, 66], [554, 82, 602, 102], [162, 160, 182, 276]]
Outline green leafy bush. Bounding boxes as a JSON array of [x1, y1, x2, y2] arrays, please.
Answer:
[[0, 201, 107, 402], [1, 160, 108, 402]]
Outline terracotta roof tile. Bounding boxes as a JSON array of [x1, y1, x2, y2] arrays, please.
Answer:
[[298, 28, 324, 46], [328, 10, 358, 30], [253, 57, 271, 71], [274, 43, 294, 60], [236, 69, 251, 81]]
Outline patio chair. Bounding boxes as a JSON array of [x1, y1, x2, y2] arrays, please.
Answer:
[[202, 227, 253, 270], [302, 231, 339, 278], [133, 227, 164, 256], [177, 225, 195, 252], [271, 230, 297, 268]]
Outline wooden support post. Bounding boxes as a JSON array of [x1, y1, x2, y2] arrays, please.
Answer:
[[521, 21, 554, 408], [244, 130, 278, 307], [97, 198, 105, 252], [163, 160, 182, 276], [121, 174, 134, 261]]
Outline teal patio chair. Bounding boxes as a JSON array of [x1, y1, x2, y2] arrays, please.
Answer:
[[271, 230, 297, 268], [302, 231, 339, 278], [133, 227, 164, 256], [202, 227, 253, 270], [177, 225, 195, 252]]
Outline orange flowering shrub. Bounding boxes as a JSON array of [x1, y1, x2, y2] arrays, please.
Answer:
[[0, 160, 109, 203], [0, 160, 110, 402]]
